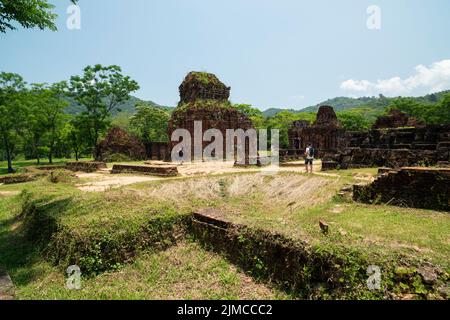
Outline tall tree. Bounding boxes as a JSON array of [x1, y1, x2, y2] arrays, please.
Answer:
[[130, 103, 170, 143], [233, 104, 265, 129], [62, 119, 85, 161], [68, 65, 140, 158], [29, 82, 68, 163], [0, 72, 28, 173], [266, 110, 314, 148], [0, 0, 77, 33]]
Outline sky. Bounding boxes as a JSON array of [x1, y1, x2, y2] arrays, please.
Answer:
[[1, 0, 450, 110]]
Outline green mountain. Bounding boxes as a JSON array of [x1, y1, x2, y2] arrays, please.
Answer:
[[64, 96, 173, 116], [262, 90, 450, 117]]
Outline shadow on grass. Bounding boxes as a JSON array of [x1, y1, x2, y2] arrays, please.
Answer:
[[0, 196, 72, 287]]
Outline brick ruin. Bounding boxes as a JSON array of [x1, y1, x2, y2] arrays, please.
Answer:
[[332, 125, 450, 169], [372, 109, 424, 129], [354, 167, 450, 211], [179, 71, 231, 103], [286, 106, 450, 169], [144, 141, 170, 161], [168, 72, 253, 162], [96, 127, 146, 162], [284, 106, 346, 161], [111, 164, 178, 177]]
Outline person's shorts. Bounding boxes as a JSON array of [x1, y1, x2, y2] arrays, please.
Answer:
[[305, 158, 314, 165]]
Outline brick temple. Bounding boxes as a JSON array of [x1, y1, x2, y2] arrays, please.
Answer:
[[285, 106, 450, 169], [168, 72, 253, 162]]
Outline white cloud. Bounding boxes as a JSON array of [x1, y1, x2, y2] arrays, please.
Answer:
[[340, 79, 371, 92], [340, 59, 450, 97]]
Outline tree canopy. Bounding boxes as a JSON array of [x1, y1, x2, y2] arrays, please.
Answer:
[[0, 0, 77, 33]]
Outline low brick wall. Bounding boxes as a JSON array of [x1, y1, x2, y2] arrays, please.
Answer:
[[66, 161, 107, 173], [0, 172, 46, 185], [191, 209, 328, 295], [111, 164, 178, 177], [354, 167, 450, 211], [30, 165, 66, 171], [337, 148, 440, 168]]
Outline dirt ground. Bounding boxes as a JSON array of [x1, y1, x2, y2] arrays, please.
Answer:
[[0, 191, 20, 197], [76, 160, 323, 192]]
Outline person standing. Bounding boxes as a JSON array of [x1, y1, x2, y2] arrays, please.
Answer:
[[305, 143, 315, 173]]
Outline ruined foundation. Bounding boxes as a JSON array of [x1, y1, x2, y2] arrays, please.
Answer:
[[111, 164, 178, 177], [66, 161, 107, 173], [96, 127, 147, 162], [353, 167, 450, 211], [287, 107, 450, 169]]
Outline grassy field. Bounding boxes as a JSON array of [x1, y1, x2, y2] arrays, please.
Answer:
[[0, 158, 92, 175], [15, 241, 289, 300], [0, 167, 448, 299]]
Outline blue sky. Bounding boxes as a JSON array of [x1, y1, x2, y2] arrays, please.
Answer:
[[1, 0, 449, 110]]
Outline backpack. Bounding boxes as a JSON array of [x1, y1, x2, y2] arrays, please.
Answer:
[[307, 147, 315, 158]]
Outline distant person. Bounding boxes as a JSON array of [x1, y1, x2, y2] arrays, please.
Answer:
[[305, 143, 315, 173]]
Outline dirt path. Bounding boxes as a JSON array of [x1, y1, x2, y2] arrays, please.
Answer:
[[76, 172, 159, 192], [75, 160, 324, 192], [0, 191, 20, 197]]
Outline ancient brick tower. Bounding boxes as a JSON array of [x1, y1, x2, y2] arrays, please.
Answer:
[[288, 105, 346, 155], [168, 72, 253, 162]]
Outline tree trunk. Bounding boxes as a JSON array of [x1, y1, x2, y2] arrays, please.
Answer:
[[7, 153, 13, 173], [48, 124, 56, 164], [92, 127, 99, 160], [33, 134, 41, 165], [2, 133, 14, 173]]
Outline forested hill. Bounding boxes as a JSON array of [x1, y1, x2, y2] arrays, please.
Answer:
[[64, 95, 173, 115], [65, 90, 450, 117], [262, 90, 450, 116]]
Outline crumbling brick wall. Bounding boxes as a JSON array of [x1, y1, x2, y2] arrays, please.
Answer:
[[333, 125, 450, 168], [179, 71, 230, 103], [96, 127, 146, 162], [144, 141, 170, 161], [287, 106, 450, 169], [354, 167, 450, 211], [372, 109, 424, 129], [288, 106, 346, 158]]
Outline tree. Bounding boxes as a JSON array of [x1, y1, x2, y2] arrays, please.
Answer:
[[130, 103, 170, 143], [61, 119, 85, 161], [30, 82, 68, 163], [68, 65, 140, 158], [435, 94, 450, 124], [387, 97, 450, 125], [0, 72, 28, 173], [337, 108, 375, 131], [233, 104, 265, 129], [0, 0, 77, 33], [265, 110, 302, 148]]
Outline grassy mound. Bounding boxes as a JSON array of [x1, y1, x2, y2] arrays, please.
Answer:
[[18, 181, 190, 274], [1, 171, 448, 299]]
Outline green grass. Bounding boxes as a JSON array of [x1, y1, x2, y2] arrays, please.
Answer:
[[0, 157, 92, 175], [16, 241, 289, 300], [0, 169, 448, 299], [0, 188, 287, 299]]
